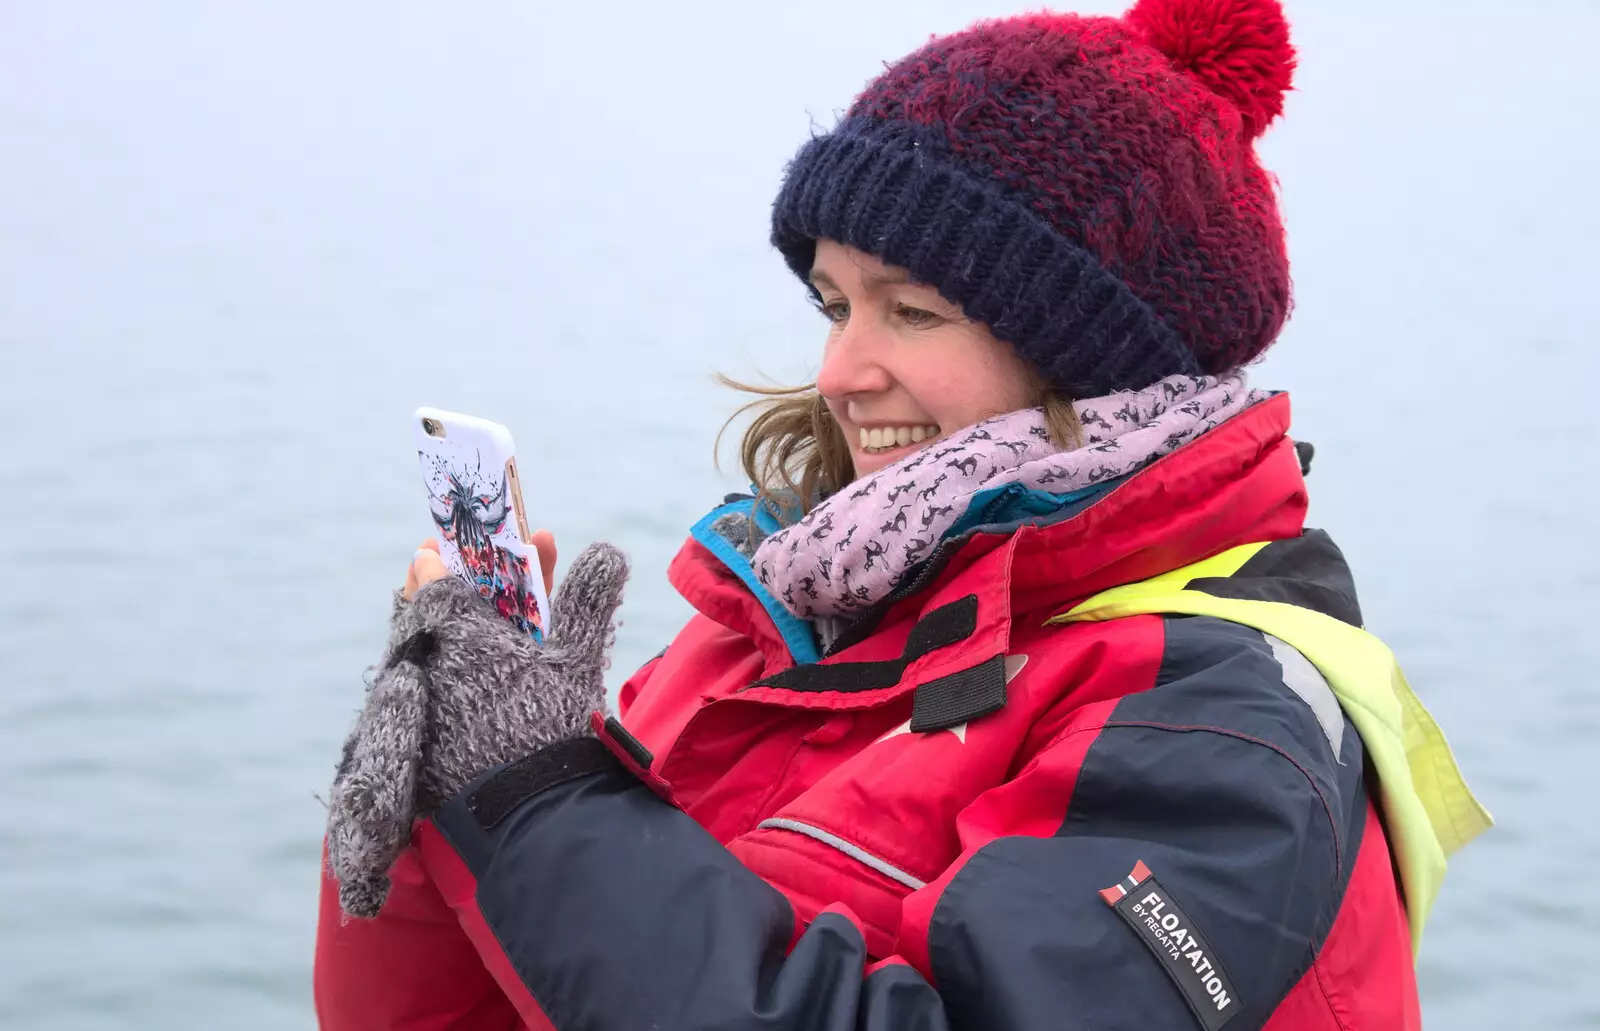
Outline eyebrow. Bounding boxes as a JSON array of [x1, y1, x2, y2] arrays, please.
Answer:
[[808, 266, 912, 292]]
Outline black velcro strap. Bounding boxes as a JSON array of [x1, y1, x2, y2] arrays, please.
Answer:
[[603, 715, 654, 770], [910, 654, 1008, 732], [755, 658, 906, 693], [466, 738, 621, 830], [748, 594, 980, 693], [903, 595, 979, 661]]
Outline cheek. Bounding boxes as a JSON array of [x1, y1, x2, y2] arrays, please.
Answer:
[[903, 369, 976, 424], [903, 343, 1033, 427]]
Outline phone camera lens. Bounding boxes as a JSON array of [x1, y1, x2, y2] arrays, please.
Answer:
[[422, 418, 443, 438]]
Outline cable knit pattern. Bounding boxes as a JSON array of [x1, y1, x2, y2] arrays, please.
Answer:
[[754, 374, 1265, 619], [770, 0, 1295, 398]]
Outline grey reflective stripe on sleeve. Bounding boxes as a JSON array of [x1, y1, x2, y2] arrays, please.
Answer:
[[757, 818, 927, 890], [1264, 633, 1345, 761]]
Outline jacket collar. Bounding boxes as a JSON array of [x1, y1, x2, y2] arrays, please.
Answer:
[[668, 393, 1307, 675]]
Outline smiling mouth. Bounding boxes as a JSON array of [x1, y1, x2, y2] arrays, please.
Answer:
[[859, 424, 942, 455]]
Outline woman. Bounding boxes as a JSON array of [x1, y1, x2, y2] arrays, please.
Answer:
[[316, 0, 1489, 1027]]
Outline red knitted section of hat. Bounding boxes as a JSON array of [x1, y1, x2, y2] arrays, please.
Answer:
[[849, 0, 1297, 380]]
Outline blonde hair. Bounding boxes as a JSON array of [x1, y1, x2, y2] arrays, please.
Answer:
[[715, 375, 1084, 518]]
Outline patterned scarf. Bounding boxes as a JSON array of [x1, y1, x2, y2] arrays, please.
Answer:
[[752, 373, 1266, 620]]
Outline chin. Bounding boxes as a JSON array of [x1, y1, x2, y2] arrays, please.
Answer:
[[852, 439, 931, 478], [851, 452, 888, 478]]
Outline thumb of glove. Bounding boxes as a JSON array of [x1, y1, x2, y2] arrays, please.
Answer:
[[546, 542, 629, 663], [326, 655, 429, 918]]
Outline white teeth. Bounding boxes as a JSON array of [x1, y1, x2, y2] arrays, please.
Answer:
[[860, 424, 943, 452]]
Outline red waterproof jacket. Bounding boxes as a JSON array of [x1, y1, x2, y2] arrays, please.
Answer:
[[314, 394, 1420, 1030]]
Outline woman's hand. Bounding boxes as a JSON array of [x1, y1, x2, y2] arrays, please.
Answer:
[[327, 536, 628, 919], [403, 528, 559, 601]]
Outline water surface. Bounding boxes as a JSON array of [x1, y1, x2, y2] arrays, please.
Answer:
[[3, 1, 1595, 1026]]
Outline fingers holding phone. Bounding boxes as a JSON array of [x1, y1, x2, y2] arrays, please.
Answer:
[[529, 528, 557, 598], [403, 531, 556, 602], [403, 539, 447, 601]]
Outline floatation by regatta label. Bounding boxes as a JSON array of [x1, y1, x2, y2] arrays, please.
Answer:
[[1101, 861, 1241, 1030]]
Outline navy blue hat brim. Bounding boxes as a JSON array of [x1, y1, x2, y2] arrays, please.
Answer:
[[770, 123, 1203, 399]]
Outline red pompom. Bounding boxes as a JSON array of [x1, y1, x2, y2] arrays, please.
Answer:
[[1125, 0, 1296, 138]]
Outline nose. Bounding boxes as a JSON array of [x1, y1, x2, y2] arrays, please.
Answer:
[[816, 318, 893, 401]]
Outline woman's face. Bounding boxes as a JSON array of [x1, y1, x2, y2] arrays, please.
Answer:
[[812, 240, 1036, 479]]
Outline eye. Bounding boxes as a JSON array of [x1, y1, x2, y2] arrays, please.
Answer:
[[895, 303, 940, 327], [814, 298, 850, 324]]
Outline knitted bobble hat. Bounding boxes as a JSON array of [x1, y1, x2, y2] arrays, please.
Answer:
[[771, 0, 1297, 398]]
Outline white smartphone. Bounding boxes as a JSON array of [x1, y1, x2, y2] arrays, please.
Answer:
[[413, 406, 550, 641]]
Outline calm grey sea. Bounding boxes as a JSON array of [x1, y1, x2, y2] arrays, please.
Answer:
[[2, 1, 1595, 1027]]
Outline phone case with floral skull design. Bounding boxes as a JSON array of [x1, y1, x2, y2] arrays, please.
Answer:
[[413, 406, 548, 641]]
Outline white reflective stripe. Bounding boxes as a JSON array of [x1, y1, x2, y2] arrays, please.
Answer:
[[1265, 632, 1346, 762], [756, 818, 927, 890]]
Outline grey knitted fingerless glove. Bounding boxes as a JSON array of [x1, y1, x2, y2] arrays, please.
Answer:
[[326, 541, 629, 918]]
